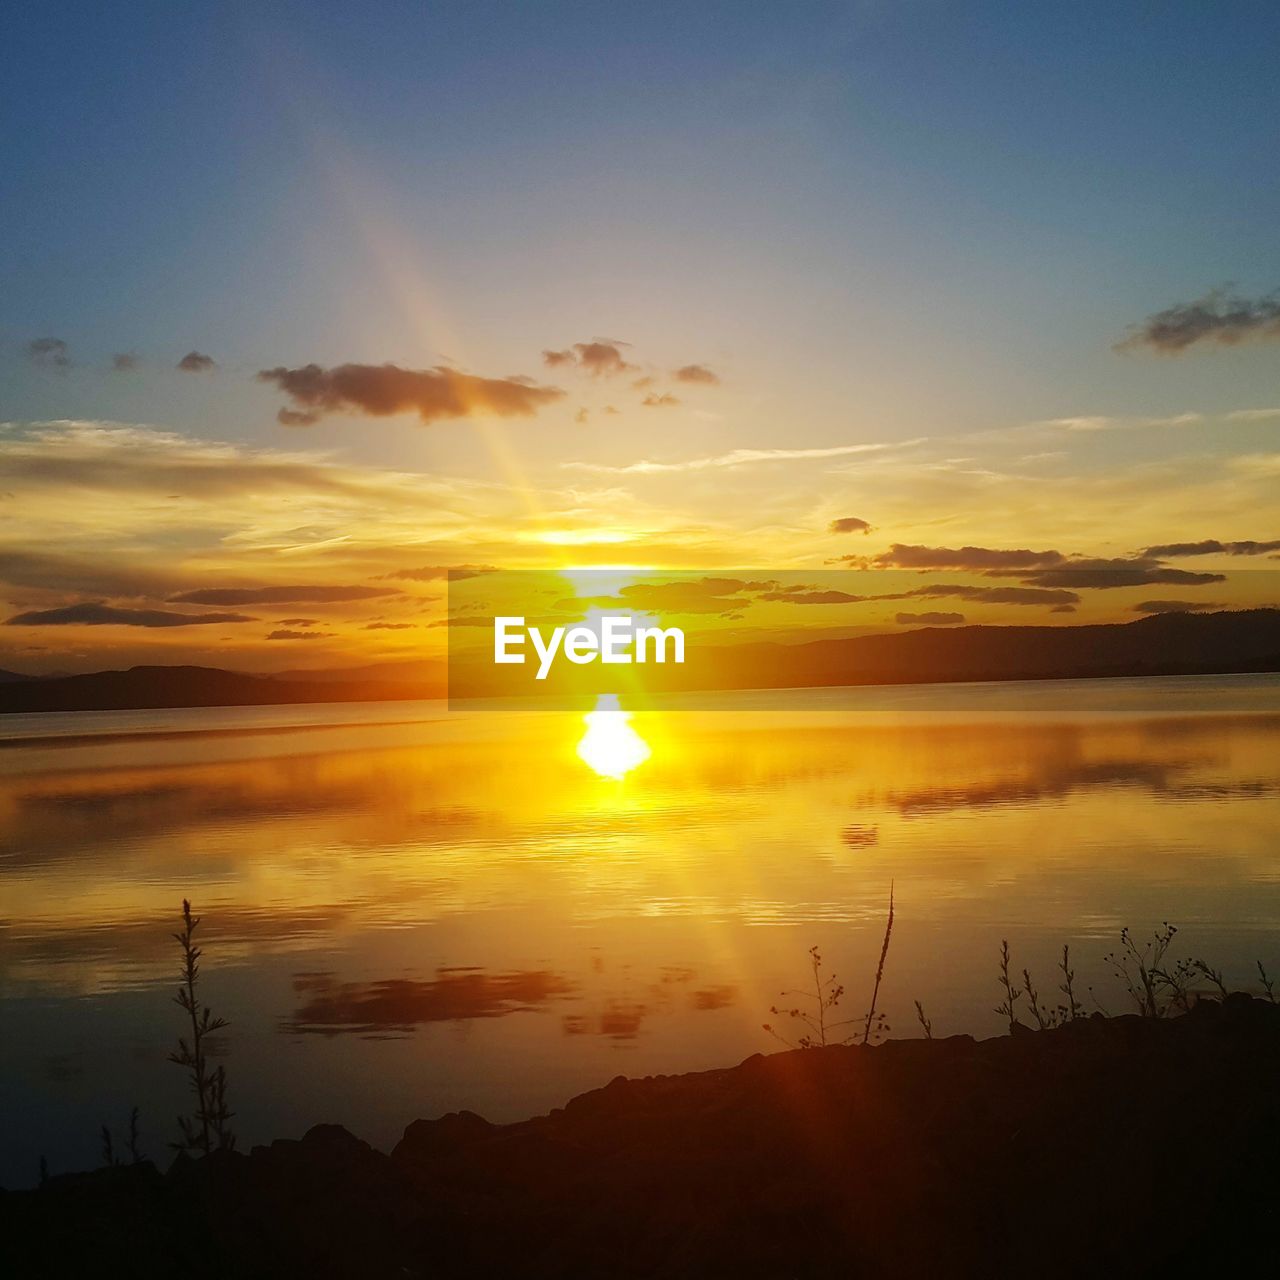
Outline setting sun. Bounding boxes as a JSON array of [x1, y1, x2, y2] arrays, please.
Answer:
[[576, 693, 652, 779]]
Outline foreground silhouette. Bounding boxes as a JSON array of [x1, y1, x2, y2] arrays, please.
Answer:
[[4, 995, 1279, 1278]]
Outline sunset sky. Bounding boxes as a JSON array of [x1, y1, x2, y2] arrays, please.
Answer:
[[3, 1, 1279, 674]]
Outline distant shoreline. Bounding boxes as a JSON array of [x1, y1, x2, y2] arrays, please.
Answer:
[[3, 609, 1279, 717]]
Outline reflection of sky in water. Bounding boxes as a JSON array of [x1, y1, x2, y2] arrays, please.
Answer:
[[2, 674, 1280, 1183]]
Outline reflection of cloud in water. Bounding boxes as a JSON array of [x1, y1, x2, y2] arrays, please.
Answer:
[[285, 968, 578, 1036], [841, 825, 879, 847], [889, 761, 1275, 816]]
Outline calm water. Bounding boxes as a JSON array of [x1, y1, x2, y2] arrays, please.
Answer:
[[3, 674, 1279, 1185]]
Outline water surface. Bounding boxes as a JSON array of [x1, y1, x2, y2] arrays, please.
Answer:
[[3, 674, 1279, 1185]]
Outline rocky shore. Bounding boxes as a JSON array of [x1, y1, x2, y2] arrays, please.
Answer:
[[6, 995, 1280, 1278]]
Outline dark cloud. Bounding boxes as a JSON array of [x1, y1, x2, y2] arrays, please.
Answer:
[[6, 602, 255, 628], [1017, 562, 1226, 589], [1143, 539, 1280, 558], [27, 337, 70, 369], [896, 612, 965, 625], [541, 341, 635, 377], [1117, 288, 1280, 353], [266, 629, 335, 640], [177, 351, 216, 372], [616, 578, 757, 614], [829, 516, 872, 535], [258, 362, 564, 425], [276, 618, 318, 627], [891, 584, 1080, 607], [862, 544, 1225, 590], [363, 621, 413, 630], [642, 392, 680, 408], [111, 353, 139, 372], [170, 585, 396, 605], [760, 588, 868, 605], [382, 565, 494, 582], [1133, 600, 1229, 615], [865, 544, 1066, 571], [673, 363, 720, 386]]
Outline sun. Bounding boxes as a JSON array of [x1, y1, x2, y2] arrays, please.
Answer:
[[576, 694, 651, 780]]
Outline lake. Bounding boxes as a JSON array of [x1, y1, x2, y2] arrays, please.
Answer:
[[2, 673, 1279, 1186]]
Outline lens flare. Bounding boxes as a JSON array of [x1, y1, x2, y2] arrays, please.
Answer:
[[577, 694, 651, 779]]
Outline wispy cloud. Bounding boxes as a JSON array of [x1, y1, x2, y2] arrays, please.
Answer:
[[565, 440, 919, 475]]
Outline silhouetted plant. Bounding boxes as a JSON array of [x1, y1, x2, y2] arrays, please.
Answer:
[[1192, 958, 1227, 998], [1105, 923, 1197, 1017], [914, 999, 933, 1039], [763, 887, 895, 1049], [126, 1106, 143, 1163], [764, 946, 855, 1048], [1057, 945, 1083, 1022], [99, 1106, 143, 1168], [1022, 968, 1055, 1030], [860, 882, 894, 1045], [1258, 961, 1276, 1003], [995, 940, 1022, 1031], [169, 899, 235, 1154]]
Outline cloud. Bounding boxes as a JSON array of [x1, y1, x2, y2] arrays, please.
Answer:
[[381, 565, 494, 582], [363, 621, 413, 630], [1143, 539, 1280, 558], [565, 439, 913, 475], [891, 584, 1080, 607], [759, 588, 867, 605], [266, 629, 335, 640], [541, 341, 636, 377], [1225, 408, 1280, 423], [1132, 600, 1228, 615], [1016, 561, 1226, 589], [258, 362, 564, 426], [0, 547, 176, 598], [615, 577, 766, 614], [642, 392, 680, 408], [27, 337, 70, 369], [276, 618, 318, 627], [673, 364, 720, 386], [6, 602, 255, 627], [177, 351, 216, 372], [1117, 288, 1280, 353], [865, 544, 1067, 571], [111, 353, 139, 372], [170, 585, 396, 605], [829, 517, 872, 535], [896, 612, 965, 625]]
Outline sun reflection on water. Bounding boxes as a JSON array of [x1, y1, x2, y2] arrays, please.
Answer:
[[576, 694, 651, 779]]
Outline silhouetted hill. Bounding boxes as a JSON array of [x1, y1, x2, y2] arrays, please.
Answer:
[[0, 665, 444, 715], [451, 607, 1280, 698], [4, 610, 1279, 713]]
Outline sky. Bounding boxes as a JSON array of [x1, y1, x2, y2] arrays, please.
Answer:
[[2, 1, 1278, 673]]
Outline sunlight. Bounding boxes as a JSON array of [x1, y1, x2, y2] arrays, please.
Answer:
[[576, 693, 651, 779]]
